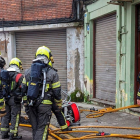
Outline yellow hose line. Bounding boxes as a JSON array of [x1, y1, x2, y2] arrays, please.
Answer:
[[63, 134, 140, 140], [0, 123, 32, 128], [50, 132, 63, 140], [19, 124, 32, 127], [0, 122, 140, 139], [51, 125, 140, 132], [70, 125, 140, 130], [54, 130, 99, 134], [80, 104, 140, 118]]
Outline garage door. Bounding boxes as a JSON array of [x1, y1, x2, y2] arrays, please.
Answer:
[[95, 14, 116, 102], [16, 29, 67, 91]]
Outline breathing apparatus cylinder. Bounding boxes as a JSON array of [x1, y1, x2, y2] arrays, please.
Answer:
[[28, 68, 47, 106]]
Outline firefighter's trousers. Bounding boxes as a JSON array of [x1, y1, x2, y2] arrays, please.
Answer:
[[52, 103, 68, 130], [29, 104, 52, 140], [1, 96, 21, 137]]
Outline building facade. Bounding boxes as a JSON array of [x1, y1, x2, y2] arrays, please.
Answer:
[[84, 0, 140, 107], [0, 0, 84, 94]]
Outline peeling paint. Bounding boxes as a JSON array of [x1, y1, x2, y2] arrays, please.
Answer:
[[0, 32, 10, 67], [76, 27, 82, 39], [84, 75, 93, 97], [122, 89, 127, 102], [0, 39, 9, 53], [75, 48, 80, 90], [67, 27, 84, 94]]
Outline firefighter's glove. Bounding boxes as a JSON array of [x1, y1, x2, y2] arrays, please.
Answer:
[[0, 98, 5, 110], [54, 99, 62, 110]]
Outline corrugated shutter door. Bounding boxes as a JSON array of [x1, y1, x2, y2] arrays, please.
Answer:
[[16, 29, 67, 91], [95, 14, 116, 102]]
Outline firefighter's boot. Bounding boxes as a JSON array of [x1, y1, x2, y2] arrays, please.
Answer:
[[9, 135, 22, 140], [62, 127, 72, 131], [1, 134, 9, 139]]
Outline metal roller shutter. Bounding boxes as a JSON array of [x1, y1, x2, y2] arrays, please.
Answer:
[[95, 14, 116, 102], [16, 29, 67, 91]]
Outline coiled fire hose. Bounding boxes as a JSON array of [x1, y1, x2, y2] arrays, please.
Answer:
[[79, 104, 140, 118]]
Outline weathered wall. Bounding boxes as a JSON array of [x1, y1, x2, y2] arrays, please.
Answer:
[[0, 32, 9, 68], [0, 32, 16, 68], [85, 0, 140, 107], [67, 27, 84, 94], [0, 24, 84, 95]]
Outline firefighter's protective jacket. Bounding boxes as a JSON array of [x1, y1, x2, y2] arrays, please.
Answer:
[[22, 66, 61, 105]]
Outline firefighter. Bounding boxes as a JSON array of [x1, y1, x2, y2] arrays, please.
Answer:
[[23, 46, 63, 140], [49, 61, 72, 131], [22, 60, 72, 133], [0, 55, 6, 117], [1, 58, 24, 140]]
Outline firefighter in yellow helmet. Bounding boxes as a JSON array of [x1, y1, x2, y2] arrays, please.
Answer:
[[47, 61, 72, 131], [1, 58, 24, 139], [22, 46, 62, 140]]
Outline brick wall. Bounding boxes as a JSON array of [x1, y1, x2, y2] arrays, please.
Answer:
[[0, 0, 73, 21]]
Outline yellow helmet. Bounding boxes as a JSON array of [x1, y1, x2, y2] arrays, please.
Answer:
[[35, 46, 54, 63], [35, 46, 51, 59], [9, 57, 23, 70]]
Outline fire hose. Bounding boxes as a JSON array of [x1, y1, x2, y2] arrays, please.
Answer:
[[0, 104, 140, 139], [9, 124, 140, 140], [50, 126, 140, 140], [79, 104, 140, 118], [1, 123, 140, 139]]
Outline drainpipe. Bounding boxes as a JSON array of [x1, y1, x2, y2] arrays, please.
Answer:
[[76, 0, 80, 20]]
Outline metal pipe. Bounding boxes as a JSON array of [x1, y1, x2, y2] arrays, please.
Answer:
[[77, 0, 80, 20], [41, 68, 46, 98]]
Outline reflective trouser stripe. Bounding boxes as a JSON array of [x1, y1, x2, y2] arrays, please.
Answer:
[[52, 81, 61, 89], [54, 99, 62, 107], [42, 125, 48, 140], [1, 128, 9, 131], [23, 96, 27, 101], [61, 112, 68, 130], [61, 124, 68, 130], [10, 129, 17, 134], [10, 114, 19, 136], [27, 82, 29, 86], [54, 99, 62, 103], [41, 100, 52, 104]]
